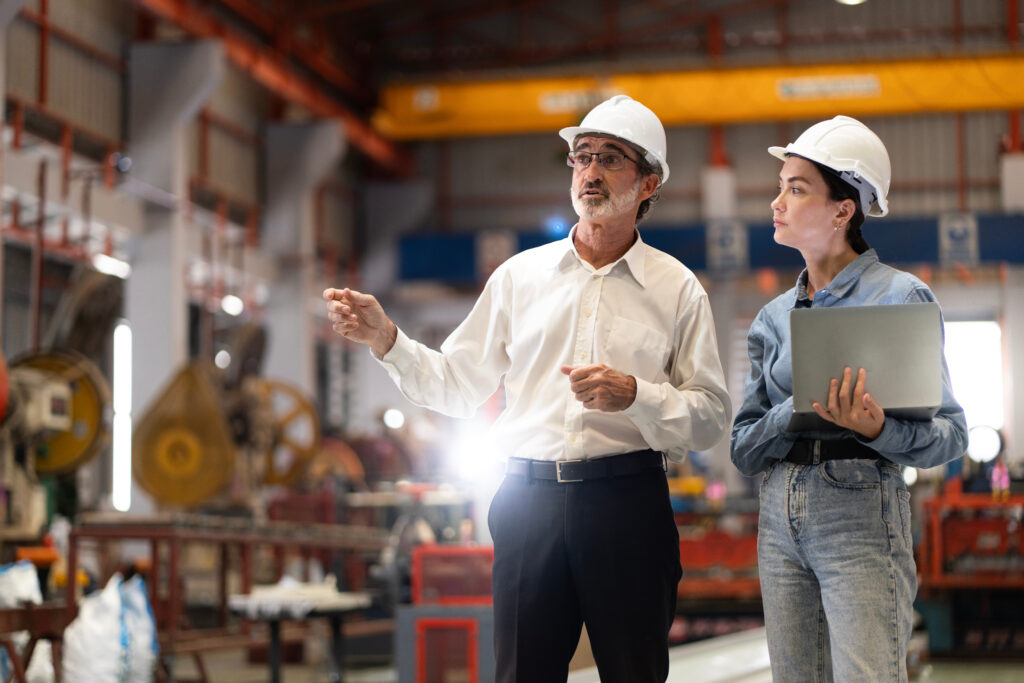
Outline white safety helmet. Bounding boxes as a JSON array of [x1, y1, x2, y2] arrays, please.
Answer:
[[768, 115, 891, 217], [559, 95, 670, 186]]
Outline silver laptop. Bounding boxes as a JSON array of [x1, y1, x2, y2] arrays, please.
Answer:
[[787, 302, 944, 432]]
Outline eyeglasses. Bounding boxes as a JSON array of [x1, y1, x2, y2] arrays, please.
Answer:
[[566, 151, 640, 171]]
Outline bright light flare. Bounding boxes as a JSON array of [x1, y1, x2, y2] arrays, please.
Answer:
[[112, 322, 132, 511]]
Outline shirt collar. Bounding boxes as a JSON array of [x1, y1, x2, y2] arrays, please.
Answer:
[[558, 224, 648, 287], [794, 248, 879, 305]]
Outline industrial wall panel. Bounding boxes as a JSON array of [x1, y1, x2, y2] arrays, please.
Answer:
[[50, 0, 128, 56], [417, 106, 1010, 233], [448, 133, 566, 198], [208, 127, 259, 204], [874, 114, 961, 216], [46, 39, 121, 140], [962, 0, 1015, 24], [321, 185, 355, 257], [207, 64, 268, 134], [964, 111, 1007, 180], [728, 122, 783, 192], [7, 19, 40, 103]]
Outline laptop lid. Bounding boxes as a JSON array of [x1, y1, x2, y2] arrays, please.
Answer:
[[787, 302, 944, 433]]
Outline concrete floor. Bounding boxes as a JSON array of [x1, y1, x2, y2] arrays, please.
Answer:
[[189, 647, 1024, 683]]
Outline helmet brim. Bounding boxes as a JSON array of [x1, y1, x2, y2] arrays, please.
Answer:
[[768, 145, 888, 217], [559, 125, 670, 185]]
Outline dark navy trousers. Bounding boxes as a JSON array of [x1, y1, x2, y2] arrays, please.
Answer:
[[488, 466, 681, 682]]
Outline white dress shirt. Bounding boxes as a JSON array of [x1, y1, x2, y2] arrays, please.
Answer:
[[377, 227, 731, 463]]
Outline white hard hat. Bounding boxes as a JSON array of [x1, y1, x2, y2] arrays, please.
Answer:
[[559, 95, 670, 186], [768, 115, 891, 217]]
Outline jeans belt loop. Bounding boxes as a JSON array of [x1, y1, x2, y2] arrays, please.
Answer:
[[812, 439, 822, 465]]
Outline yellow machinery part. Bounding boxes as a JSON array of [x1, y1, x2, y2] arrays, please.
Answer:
[[247, 377, 321, 487], [11, 349, 111, 475], [375, 53, 1024, 139], [133, 362, 235, 507]]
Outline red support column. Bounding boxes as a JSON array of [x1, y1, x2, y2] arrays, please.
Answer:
[[1008, 111, 1022, 152], [709, 125, 730, 167], [1010, 0, 1021, 45], [707, 13, 723, 60], [38, 0, 49, 106]]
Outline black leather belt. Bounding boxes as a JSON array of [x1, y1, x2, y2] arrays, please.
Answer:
[[784, 439, 882, 465], [506, 450, 665, 483]]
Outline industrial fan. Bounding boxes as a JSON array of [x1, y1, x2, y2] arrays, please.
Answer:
[[0, 348, 111, 541], [132, 323, 320, 508]]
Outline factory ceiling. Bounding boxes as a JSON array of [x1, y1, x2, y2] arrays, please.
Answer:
[[139, 0, 1019, 164]]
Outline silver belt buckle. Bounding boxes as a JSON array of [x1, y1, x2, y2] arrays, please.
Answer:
[[556, 460, 584, 483]]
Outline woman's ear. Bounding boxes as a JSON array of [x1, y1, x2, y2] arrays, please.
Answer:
[[835, 198, 857, 225]]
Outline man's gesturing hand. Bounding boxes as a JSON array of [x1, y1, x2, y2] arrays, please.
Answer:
[[323, 288, 398, 357], [561, 364, 637, 412]]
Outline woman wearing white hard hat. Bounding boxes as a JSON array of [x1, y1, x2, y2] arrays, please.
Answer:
[[731, 116, 967, 681]]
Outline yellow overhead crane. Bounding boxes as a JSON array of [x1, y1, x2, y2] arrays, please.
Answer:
[[374, 53, 1024, 139]]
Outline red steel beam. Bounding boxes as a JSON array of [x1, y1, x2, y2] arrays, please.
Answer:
[[132, 0, 410, 175], [296, 0, 394, 21], [19, 7, 126, 71], [215, 0, 371, 104]]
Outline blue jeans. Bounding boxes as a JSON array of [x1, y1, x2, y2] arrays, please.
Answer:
[[757, 458, 916, 682]]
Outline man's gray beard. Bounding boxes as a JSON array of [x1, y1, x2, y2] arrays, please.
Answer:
[[571, 180, 641, 220]]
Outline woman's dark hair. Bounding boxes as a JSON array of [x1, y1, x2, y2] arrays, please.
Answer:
[[810, 159, 870, 254]]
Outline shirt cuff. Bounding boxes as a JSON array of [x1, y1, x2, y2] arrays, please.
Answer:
[[621, 376, 658, 423], [855, 417, 897, 452], [375, 326, 414, 369]]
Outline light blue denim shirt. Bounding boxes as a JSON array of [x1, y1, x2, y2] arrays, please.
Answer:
[[730, 249, 968, 476]]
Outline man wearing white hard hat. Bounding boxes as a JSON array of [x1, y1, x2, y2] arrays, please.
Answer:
[[731, 116, 967, 681], [325, 95, 730, 681]]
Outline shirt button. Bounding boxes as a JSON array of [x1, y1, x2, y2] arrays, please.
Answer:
[[578, 353, 586, 360], [584, 311, 592, 318]]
